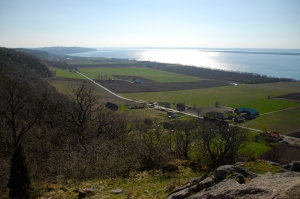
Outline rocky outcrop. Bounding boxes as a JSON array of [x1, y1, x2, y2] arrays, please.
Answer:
[[167, 162, 300, 199]]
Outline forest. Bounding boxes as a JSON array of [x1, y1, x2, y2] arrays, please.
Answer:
[[0, 47, 280, 198]]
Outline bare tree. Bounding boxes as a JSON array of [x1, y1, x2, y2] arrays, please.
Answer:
[[0, 79, 45, 149], [195, 108, 201, 117], [196, 121, 249, 168], [57, 83, 102, 147], [215, 101, 219, 107], [172, 119, 198, 160]]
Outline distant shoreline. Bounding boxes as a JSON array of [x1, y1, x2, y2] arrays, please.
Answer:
[[67, 48, 300, 80]]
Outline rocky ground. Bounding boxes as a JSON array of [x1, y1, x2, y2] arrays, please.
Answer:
[[167, 161, 300, 199]]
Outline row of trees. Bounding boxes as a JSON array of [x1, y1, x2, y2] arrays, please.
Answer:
[[0, 78, 249, 198]]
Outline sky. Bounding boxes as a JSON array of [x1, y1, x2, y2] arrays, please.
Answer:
[[0, 0, 299, 49]]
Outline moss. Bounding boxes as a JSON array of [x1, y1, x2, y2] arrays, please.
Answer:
[[242, 160, 281, 174]]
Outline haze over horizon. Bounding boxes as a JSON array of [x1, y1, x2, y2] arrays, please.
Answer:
[[1, 0, 299, 49]]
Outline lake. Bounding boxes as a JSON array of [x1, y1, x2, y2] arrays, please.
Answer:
[[69, 48, 300, 80]]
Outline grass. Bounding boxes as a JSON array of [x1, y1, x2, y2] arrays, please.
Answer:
[[242, 160, 282, 174], [241, 141, 270, 158], [54, 68, 85, 79], [229, 99, 299, 114], [77, 67, 200, 83], [37, 161, 206, 199], [239, 131, 272, 157]]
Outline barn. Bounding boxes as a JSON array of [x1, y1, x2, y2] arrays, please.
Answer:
[[235, 107, 259, 116]]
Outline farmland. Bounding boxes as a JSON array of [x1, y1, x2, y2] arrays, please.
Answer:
[[78, 67, 200, 83], [52, 65, 300, 135], [237, 107, 300, 135], [54, 68, 85, 79], [122, 83, 300, 111], [229, 99, 299, 114], [53, 67, 300, 113]]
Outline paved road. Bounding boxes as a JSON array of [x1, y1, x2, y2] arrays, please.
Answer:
[[76, 70, 300, 145]]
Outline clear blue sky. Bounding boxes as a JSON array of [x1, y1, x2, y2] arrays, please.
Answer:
[[1, 0, 299, 48]]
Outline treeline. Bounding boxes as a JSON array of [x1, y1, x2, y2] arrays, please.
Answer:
[[0, 48, 250, 197]]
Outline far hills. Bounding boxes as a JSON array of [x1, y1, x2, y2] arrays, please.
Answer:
[[28, 46, 97, 55]]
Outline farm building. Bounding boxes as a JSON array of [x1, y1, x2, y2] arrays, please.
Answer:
[[176, 103, 185, 111], [235, 107, 259, 116], [234, 116, 245, 123], [266, 131, 281, 142], [105, 102, 118, 111], [243, 114, 256, 120]]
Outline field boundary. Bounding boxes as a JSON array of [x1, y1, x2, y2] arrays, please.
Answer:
[[260, 106, 300, 116]]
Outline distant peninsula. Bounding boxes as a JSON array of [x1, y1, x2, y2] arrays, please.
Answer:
[[28, 46, 97, 55]]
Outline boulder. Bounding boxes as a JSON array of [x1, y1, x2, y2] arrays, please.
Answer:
[[282, 164, 291, 170], [234, 166, 258, 179], [213, 165, 235, 180], [213, 165, 257, 181], [188, 172, 300, 199], [167, 176, 206, 199], [265, 160, 281, 166], [189, 177, 214, 192], [111, 188, 123, 194], [289, 161, 300, 172], [167, 188, 190, 199], [168, 163, 300, 199]]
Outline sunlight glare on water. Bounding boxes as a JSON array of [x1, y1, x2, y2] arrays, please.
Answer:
[[138, 49, 221, 69]]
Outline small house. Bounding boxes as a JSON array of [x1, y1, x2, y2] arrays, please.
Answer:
[[105, 102, 118, 111]]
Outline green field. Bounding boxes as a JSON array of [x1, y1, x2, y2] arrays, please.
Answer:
[[230, 99, 299, 114], [55, 67, 200, 83], [77, 67, 200, 83], [54, 68, 85, 79], [238, 107, 300, 135], [122, 82, 300, 111]]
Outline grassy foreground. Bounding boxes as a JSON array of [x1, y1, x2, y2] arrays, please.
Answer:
[[36, 160, 207, 199]]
